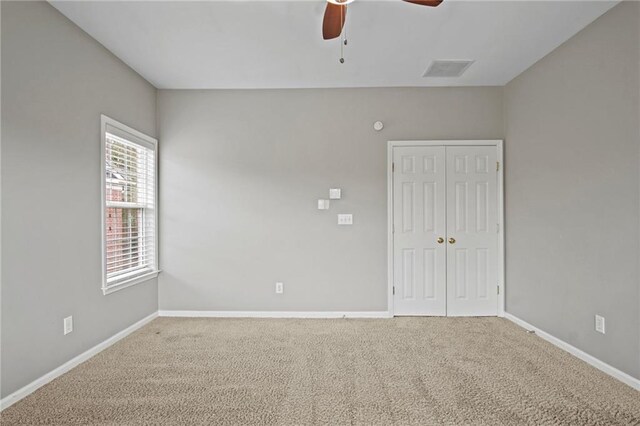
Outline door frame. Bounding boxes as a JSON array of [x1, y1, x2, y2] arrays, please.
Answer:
[[387, 140, 505, 317]]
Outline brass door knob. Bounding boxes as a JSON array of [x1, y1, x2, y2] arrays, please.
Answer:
[[448, 237, 456, 244], [437, 237, 444, 244]]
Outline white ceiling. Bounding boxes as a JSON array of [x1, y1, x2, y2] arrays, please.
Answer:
[[50, 0, 617, 89]]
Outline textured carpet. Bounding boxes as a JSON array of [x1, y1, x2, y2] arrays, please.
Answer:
[[2, 317, 639, 425]]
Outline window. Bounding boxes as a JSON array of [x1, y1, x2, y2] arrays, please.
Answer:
[[101, 115, 158, 294]]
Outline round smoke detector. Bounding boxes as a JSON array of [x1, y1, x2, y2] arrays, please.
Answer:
[[373, 121, 384, 131]]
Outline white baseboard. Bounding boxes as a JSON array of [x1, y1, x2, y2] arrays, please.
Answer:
[[504, 312, 640, 391], [158, 310, 392, 319], [0, 311, 158, 412]]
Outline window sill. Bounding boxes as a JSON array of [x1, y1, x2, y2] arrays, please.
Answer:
[[102, 270, 160, 295]]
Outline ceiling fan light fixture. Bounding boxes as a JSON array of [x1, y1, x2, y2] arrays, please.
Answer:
[[327, 0, 355, 5]]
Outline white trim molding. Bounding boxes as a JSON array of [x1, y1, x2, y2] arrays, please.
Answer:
[[505, 313, 640, 391], [159, 311, 392, 319], [102, 271, 159, 295], [387, 140, 505, 317], [0, 312, 158, 412]]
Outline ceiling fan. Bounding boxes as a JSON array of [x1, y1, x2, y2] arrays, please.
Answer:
[[322, 0, 443, 40]]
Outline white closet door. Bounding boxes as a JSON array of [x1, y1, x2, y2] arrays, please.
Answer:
[[445, 146, 498, 316], [393, 146, 447, 316]]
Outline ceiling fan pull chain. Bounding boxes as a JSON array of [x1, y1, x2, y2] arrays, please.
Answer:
[[343, 5, 348, 46], [339, 4, 345, 63]]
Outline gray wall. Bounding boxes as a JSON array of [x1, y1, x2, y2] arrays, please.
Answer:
[[157, 88, 503, 312], [504, 2, 640, 379], [1, 2, 158, 397], [3, 0, 637, 399]]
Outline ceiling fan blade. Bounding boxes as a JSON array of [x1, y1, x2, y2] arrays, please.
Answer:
[[402, 0, 443, 6], [322, 3, 346, 40]]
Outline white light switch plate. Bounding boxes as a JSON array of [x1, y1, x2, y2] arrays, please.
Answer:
[[329, 188, 341, 200], [338, 214, 353, 225], [64, 316, 73, 335], [595, 314, 605, 334], [275, 282, 284, 294], [317, 199, 330, 210]]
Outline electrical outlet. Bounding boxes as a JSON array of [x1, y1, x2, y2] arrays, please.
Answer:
[[595, 314, 605, 334], [275, 282, 284, 294], [64, 316, 73, 335]]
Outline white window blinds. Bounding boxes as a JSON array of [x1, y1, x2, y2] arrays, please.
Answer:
[[102, 116, 158, 294]]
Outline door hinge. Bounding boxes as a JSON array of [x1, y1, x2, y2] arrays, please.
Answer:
[[497, 223, 499, 233], [393, 286, 395, 295], [497, 286, 500, 295], [392, 162, 395, 172], [496, 161, 500, 172]]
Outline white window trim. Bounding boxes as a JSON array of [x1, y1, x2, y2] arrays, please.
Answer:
[[101, 115, 159, 295]]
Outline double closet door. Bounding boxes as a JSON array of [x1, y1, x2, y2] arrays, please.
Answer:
[[393, 145, 499, 316]]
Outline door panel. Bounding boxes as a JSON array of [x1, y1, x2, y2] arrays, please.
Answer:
[[393, 146, 446, 316], [445, 146, 498, 316]]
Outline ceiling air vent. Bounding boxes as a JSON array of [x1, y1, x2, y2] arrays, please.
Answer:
[[423, 60, 474, 78]]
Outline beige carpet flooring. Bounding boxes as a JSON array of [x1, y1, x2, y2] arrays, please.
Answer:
[[2, 317, 639, 425]]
